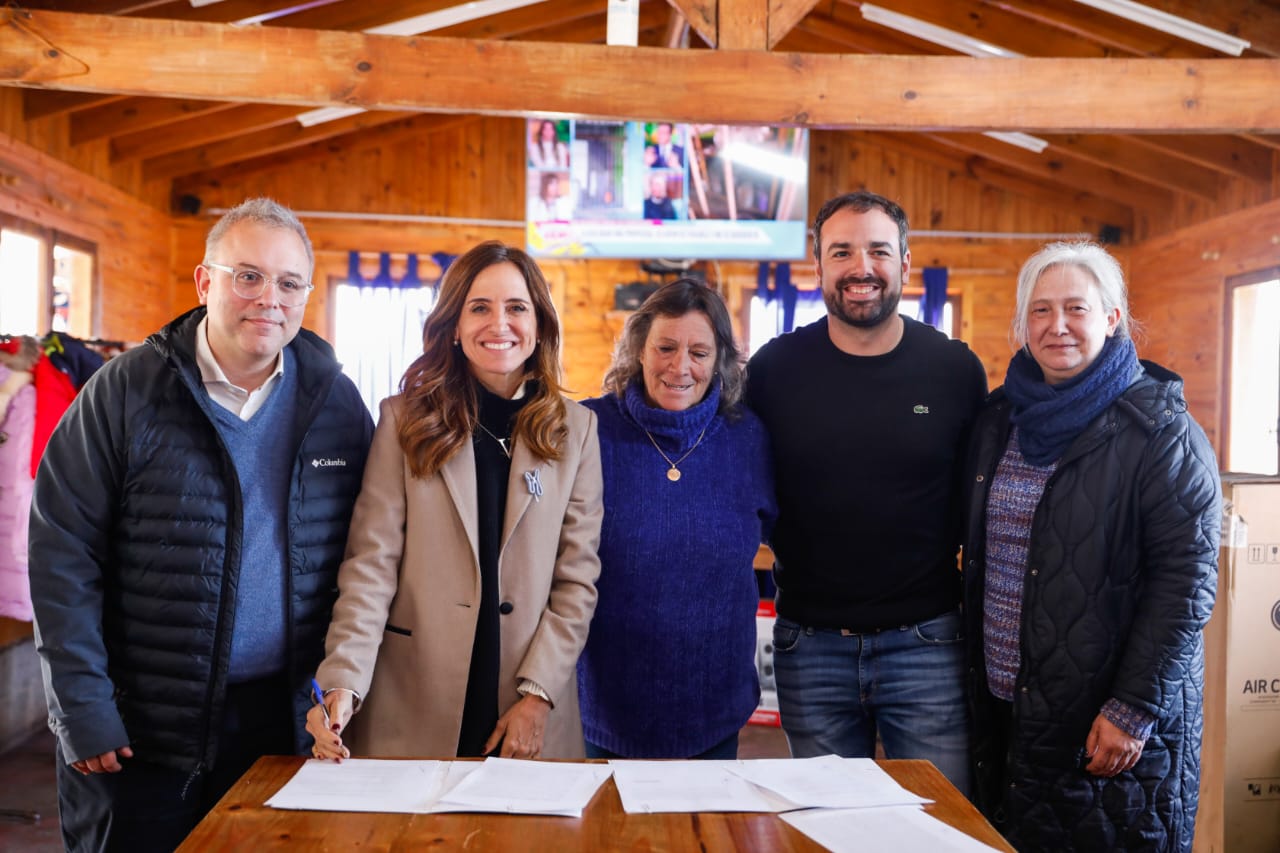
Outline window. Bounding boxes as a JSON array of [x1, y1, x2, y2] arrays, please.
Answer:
[[332, 281, 436, 419], [0, 216, 96, 337], [1225, 269, 1280, 474], [746, 290, 955, 356]]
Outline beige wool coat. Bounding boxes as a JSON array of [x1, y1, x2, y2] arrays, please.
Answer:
[[315, 394, 603, 758]]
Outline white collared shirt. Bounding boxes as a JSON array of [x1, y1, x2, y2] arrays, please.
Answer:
[[195, 317, 284, 420]]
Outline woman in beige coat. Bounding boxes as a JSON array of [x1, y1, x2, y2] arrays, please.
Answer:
[[307, 241, 602, 760]]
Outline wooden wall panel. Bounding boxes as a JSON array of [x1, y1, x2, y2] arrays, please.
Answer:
[[1128, 196, 1280, 459], [0, 90, 168, 211], [0, 131, 171, 342], [165, 116, 1120, 399]]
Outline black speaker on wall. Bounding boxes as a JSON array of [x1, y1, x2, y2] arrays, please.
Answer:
[[1098, 224, 1123, 245], [175, 194, 203, 215]]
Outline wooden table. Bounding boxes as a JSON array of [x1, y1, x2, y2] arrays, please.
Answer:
[[178, 757, 1014, 851]]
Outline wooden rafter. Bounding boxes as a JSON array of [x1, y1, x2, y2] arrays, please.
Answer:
[[3, 11, 1279, 132], [767, 0, 823, 49], [70, 98, 237, 146]]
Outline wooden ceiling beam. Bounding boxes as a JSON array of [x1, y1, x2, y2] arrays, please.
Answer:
[[271, 0, 476, 32], [920, 131, 1174, 215], [70, 98, 238, 146], [144, 108, 416, 181], [111, 104, 303, 162], [169, 113, 484, 191], [20, 0, 173, 13], [1122, 134, 1273, 183], [720, 0, 769, 50], [129, 0, 645, 176], [982, 0, 1216, 58], [1038, 134, 1223, 201], [839, 0, 1106, 58], [5, 10, 1280, 132], [668, 0, 717, 48], [795, 13, 929, 54], [1149, 0, 1280, 58], [768, 0, 823, 50], [22, 90, 121, 121], [437, 0, 610, 41], [867, 130, 1136, 228], [1241, 133, 1280, 153]]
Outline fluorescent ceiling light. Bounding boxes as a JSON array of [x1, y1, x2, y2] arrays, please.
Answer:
[[983, 132, 1050, 154], [294, 0, 548, 126], [296, 106, 367, 127], [1070, 0, 1249, 56], [859, 4, 1021, 58], [189, 0, 227, 6], [367, 0, 548, 37]]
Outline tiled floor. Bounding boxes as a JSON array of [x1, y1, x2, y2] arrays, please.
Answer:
[[0, 722, 791, 851]]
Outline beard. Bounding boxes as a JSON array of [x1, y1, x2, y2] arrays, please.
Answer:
[[823, 273, 902, 329]]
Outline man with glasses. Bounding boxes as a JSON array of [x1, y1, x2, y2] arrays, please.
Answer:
[[29, 198, 374, 852]]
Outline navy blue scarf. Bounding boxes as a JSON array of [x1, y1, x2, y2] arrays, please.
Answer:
[[1004, 335, 1139, 465]]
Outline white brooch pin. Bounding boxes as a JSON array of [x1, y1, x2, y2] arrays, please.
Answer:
[[524, 469, 543, 502]]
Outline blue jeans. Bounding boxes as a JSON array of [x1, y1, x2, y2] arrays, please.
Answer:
[[772, 607, 971, 796]]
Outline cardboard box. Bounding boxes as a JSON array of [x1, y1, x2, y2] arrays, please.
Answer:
[[749, 600, 781, 727], [1197, 475, 1280, 853]]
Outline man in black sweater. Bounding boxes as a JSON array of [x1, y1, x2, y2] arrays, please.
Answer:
[[745, 191, 986, 795]]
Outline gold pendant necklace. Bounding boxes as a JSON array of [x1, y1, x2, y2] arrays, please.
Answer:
[[475, 422, 512, 458], [642, 426, 707, 482]]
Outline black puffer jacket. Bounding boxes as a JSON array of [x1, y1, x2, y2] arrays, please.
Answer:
[[30, 307, 373, 774], [962, 361, 1220, 853]]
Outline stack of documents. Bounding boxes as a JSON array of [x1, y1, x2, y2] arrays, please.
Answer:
[[781, 805, 1005, 853], [610, 755, 928, 813], [265, 757, 611, 817], [265, 754, 1004, 851], [610, 756, 1004, 852]]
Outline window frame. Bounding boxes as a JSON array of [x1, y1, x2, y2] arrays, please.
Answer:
[[0, 212, 100, 337], [1222, 265, 1280, 474]]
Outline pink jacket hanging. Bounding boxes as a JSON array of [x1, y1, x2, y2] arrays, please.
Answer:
[[0, 363, 36, 621]]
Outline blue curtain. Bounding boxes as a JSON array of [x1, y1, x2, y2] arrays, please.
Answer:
[[920, 266, 948, 330], [757, 261, 822, 338]]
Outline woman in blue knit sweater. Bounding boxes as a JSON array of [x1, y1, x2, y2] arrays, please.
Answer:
[[579, 279, 777, 759]]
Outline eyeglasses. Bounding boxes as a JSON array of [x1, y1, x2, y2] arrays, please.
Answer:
[[204, 262, 314, 307]]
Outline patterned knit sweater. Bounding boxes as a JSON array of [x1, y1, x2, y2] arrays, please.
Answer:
[[578, 381, 776, 757]]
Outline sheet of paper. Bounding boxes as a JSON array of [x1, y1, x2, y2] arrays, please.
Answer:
[[781, 804, 1005, 853], [610, 760, 796, 814], [433, 757, 613, 817], [727, 755, 931, 810], [265, 758, 447, 813]]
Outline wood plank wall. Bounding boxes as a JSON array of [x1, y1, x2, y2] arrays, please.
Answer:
[[0, 90, 169, 212], [4, 105, 1271, 461], [0, 134, 171, 341], [165, 115, 1122, 398], [1128, 196, 1280, 458]]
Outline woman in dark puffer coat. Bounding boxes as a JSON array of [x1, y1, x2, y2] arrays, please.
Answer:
[[963, 241, 1220, 852]]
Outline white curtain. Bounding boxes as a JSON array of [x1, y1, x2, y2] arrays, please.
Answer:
[[334, 253, 436, 421]]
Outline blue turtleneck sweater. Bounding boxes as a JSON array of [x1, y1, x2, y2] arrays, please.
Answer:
[[578, 380, 776, 757]]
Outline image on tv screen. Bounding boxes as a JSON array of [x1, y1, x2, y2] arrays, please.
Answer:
[[525, 118, 809, 261]]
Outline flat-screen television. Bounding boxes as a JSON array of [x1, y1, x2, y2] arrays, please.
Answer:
[[525, 119, 810, 261]]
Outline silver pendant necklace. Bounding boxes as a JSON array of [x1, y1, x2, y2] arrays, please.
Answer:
[[475, 422, 512, 458], [642, 426, 707, 482]]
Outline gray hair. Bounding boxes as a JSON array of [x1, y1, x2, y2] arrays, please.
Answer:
[[602, 278, 745, 414], [203, 197, 314, 274], [1013, 241, 1131, 346]]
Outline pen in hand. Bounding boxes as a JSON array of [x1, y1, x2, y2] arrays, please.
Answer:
[[311, 678, 332, 730]]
